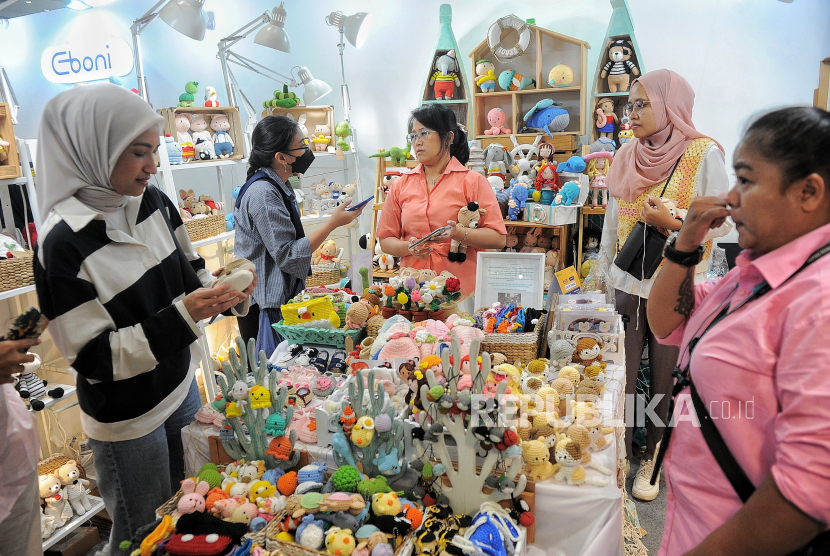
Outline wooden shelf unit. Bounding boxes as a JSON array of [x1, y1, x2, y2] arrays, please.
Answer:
[[368, 153, 419, 277], [577, 205, 607, 271], [468, 24, 589, 161]]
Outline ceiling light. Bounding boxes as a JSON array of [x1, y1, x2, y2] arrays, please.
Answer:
[[159, 0, 208, 41], [254, 3, 290, 53]]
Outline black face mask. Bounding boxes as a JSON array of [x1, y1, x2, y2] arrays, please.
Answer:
[[284, 148, 315, 174]]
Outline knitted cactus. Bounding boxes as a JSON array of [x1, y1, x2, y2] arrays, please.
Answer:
[[412, 335, 527, 516], [331, 370, 407, 482], [217, 337, 300, 470]]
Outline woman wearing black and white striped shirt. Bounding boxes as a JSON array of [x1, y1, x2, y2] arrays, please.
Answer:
[[34, 85, 255, 554], [234, 116, 365, 356]]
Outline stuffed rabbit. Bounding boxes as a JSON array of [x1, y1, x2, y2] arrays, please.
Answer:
[[520, 228, 540, 253], [173, 478, 210, 517]]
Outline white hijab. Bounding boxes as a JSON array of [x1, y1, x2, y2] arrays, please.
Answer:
[[36, 83, 164, 226]]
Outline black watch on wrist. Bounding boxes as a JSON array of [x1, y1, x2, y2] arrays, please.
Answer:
[[663, 232, 704, 267]]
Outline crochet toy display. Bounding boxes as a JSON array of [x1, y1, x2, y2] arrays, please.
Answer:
[[217, 337, 301, 470], [380, 271, 461, 322]]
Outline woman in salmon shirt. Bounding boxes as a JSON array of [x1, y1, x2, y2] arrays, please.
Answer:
[[376, 104, 507, 296]]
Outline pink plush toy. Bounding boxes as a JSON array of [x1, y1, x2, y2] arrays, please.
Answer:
[[484, 108, 511, 135], [174, 479, 210, 517]]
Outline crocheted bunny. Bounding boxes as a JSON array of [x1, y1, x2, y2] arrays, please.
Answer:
[[174, 479, 210, 517], [56, 460, 92, 515]]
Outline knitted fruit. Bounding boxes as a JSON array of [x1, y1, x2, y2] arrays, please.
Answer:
[[198, 468, 223, 489], [277, 471, 299, 496], [331, 466, 362, 493]]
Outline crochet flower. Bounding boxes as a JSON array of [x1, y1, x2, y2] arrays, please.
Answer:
[[397, 292, 409, 305], [404, 276, 417, 291], [445, 278, 461, 293], [384, 285, 395, 296], [422, 293, 434, 304], [422, 281, 441, 296], [411, 290, 422, 303], [389, 276, 403, 289]]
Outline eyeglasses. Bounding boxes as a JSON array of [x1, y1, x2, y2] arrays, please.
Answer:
[[406, 129, 436, 145], [285, 138, 311, 154], [623, 100, 652, 117]]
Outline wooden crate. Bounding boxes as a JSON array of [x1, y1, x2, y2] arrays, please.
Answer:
[[261, 105, 335, 149], [0, 104, 20, 179], [157, 106, 245, 163]]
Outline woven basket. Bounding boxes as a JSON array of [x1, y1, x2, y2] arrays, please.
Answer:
[[273, 321, 365, 349], [185, 213, 226, 242], [306, 262, 341, 288], [246, 510, 286, 547], [0, 250, 34, 292], [264, 511, 417, 555], [366, 314, 385, 338], [479, 311, 543, 366], [38, 453, 87, 479]]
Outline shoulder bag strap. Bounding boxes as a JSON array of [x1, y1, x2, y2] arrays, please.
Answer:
[[658, 156, 684, 198]]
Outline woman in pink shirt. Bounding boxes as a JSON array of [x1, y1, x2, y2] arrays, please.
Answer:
[[648, 107, 830, 555], [377, 104, 506, 296]]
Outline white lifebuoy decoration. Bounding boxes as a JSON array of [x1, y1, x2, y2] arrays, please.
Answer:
[[488, 15, 532, 63]]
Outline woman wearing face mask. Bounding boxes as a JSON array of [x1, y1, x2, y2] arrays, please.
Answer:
[[34, 84, 254, 553], [235, 116, 365, 356]]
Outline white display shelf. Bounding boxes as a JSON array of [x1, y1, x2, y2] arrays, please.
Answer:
[[41, 495, 106, 551], [165, 158, 246, 171], [27, 383, 76, 413], [191, 230, 235, 249], [0, 284, 36, 301]]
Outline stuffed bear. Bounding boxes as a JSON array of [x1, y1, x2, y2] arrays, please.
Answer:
[[56, 460, 92, 516], [599, 39, 640, 93], [313, 240, 340, 265], [449, 202, 487, 263], [39, 474, 73, 527], [198, 194, 223, 215]]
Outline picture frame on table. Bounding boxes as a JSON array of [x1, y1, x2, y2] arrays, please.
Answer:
[[475, 252, 546, 310]]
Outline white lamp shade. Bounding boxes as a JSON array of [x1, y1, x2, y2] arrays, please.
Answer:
[[297, 67, 332, 105], [343, 12, 371, 48], [254, 4, 290, 53], [159, 0, 208, 41]]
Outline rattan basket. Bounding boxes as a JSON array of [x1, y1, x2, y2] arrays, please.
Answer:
[[263, 508, 417, 555], [306, 262, 341, 288], [185, 213, 226, 242], [155, 464, 227, 519], [38, 454, 87, 479], [273, 321, 365, 348], [0, 250, 34, 292], [479, 311, 543, 366]]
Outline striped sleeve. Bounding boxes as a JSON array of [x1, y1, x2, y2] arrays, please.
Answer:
[[159, 189, 213, 288], [244, 182, 311, 280]]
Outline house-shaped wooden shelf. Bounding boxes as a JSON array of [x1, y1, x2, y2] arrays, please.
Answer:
[[589, 0, 645, 147], [419, 4, 471, 129], [468, 22, 589, 163]]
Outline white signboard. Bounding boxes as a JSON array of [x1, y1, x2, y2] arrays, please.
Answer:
[[41, 36, 133, 84]]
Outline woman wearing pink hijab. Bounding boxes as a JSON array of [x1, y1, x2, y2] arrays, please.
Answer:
[[599, 69, 732, 501]]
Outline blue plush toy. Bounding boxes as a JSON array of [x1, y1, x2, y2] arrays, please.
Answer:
[[296, 515, 326, 550], [557, 155, 586, 174], [225, 213, 235, 231], [373, 446, 401, 476], [507, 183, 528, 221], [523, 99, 570, 138], [553, 181, 581, 206], [165, 134, 184, 165]]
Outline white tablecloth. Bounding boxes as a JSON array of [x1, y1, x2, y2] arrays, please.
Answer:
[[531, 362, 626, 556]]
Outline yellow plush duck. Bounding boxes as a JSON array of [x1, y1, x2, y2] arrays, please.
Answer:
[[350, 416, 375, 448], [282, 297, 342, 328]]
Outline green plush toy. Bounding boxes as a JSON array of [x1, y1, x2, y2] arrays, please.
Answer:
[[335, 121, 351, 152], [357, 476, 404, 499], [368, 144, 412, 167], [331, 465, 362, 493], [178, 81, 199, 107], [264, 84, 301, 109]]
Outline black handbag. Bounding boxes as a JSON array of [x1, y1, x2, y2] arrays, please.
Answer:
[[613, 158, 682, 280]]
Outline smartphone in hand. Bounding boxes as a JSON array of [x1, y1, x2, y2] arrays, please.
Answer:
[[346, 196, 375, 211], [410, 225, 453, 250]]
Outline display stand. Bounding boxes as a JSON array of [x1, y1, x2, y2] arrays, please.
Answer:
[[41, 495, 106, 551], [589, 0, 645, 146], [418, 4, 472, 129], [577, 205, 606, 271], [468, 23, 589, 163]]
